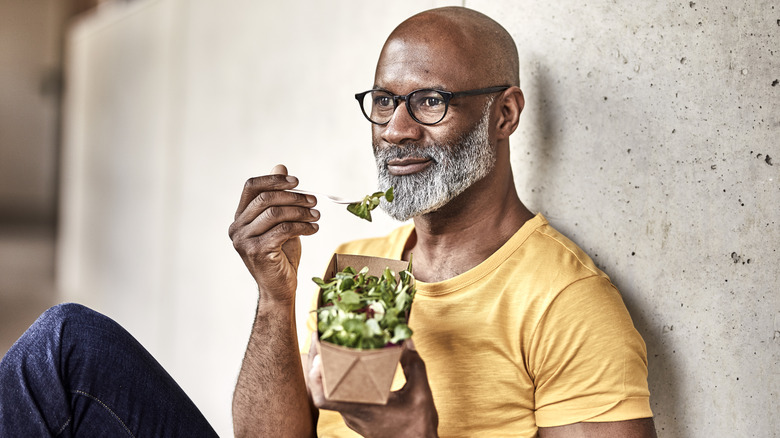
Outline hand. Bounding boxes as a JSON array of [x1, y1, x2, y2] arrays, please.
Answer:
[[228, 164, 320, 303], [307, 336, 439, 438]]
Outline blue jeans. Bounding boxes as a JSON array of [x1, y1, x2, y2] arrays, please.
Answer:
[[0, 303, 219, 437]]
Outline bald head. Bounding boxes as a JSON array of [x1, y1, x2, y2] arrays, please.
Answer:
[[377, 7, 520, 89]]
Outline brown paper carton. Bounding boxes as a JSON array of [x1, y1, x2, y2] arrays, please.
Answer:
[[316, 254, 411, 405]]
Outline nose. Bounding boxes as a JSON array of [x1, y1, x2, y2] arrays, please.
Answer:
[[378, 101, 424, 145]]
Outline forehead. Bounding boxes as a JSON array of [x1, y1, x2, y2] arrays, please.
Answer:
[[374, 36, 479, 93]]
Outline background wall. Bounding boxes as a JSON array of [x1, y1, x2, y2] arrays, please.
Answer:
[[0, 0, 63, 225], [57, 0, 457, 435], [35, 0, 780, 436], [472, 1, 779, 436], [0, 0, 75, 372]]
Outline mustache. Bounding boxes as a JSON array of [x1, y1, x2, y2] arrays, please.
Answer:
[[373, 143, 443, 165]]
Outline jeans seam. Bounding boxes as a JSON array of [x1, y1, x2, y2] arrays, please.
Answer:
[[54, 417, 71, 437], [71, 390, 136, 437]]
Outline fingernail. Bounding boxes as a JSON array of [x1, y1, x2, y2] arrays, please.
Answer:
[[311, 209, 320, 219], [306, 195, 316, 204], [286, 175, 297, 183]]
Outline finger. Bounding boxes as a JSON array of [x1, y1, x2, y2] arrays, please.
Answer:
[[238, 206, 320, 238], [234, 172, 300, 220], [303, 332, 319, 383], [301, 353, 310, 381], [234, 191, 317, 229], [308, 354, 367, 413], [270, 164, 288, 175], [243, 221, 319, 253], [308, 354, 328, 408], [306, 340, 357, 411], [307, 332, 320, 372], [399, 339, 427, 383]]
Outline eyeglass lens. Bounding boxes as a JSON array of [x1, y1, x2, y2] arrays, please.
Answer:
[[361, 90, 448, 125]]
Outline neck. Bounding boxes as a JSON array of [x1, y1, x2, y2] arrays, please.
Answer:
[[403, 165, 533, 283]]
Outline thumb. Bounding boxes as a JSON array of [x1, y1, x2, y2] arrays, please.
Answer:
[[399, 339, 427, 382], [270, 164, 288, 175]]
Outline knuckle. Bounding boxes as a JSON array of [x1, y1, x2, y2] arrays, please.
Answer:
[[231, 234, 248, 253], [243, 177, 256, 192], [266, 205, 284, 219], [250, 192, 271, 209], [242, 244, 264, 259], [230, 231, 242, 248], [276, 221, 295, 234], [228, 220, 241, 238], [257, 206, 280, 224], [312, 395, 325, 408]]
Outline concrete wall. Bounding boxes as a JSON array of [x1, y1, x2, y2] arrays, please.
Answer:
[[472, 1, 779, 435], [58, 0, 778, 436]]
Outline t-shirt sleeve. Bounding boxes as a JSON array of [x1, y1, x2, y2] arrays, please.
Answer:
[[529, 275, 653, 427]]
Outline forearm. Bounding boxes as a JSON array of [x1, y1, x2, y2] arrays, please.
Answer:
[[233, 298, 316, 438]]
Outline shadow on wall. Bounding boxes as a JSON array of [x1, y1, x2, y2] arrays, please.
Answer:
[[517, 57, 561, 217], [619, 286, 686, 438], [526, 60, 685, 437]]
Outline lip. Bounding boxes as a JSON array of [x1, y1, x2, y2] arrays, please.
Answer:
[[387, 157, 432, 175]]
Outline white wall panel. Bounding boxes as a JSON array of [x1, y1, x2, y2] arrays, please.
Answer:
[[59, 1, 459, 435]]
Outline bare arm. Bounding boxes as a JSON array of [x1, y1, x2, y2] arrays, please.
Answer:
[[538, 417, 657, 438], [229, 165, 320, 438]]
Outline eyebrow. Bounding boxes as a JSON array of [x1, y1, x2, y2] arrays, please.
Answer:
[[370, 84, 451, 94]]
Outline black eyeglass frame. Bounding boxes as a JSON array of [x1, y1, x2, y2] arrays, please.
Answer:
[[354, 85, 511, 126]]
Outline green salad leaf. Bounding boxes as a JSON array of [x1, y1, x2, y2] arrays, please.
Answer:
[[346, 187, 394, 222], [315, 258, 415, 350]]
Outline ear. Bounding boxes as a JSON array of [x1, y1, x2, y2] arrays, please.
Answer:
[[494, 87, 524, 140]]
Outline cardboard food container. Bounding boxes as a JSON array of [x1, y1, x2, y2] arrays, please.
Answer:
[[316, 253, 412, 405]]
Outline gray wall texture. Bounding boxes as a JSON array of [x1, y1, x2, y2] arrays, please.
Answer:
[[472, 0, 778, 435], [57, 0, 777, 436]]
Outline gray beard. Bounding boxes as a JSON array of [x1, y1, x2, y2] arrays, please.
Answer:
[[373, 102, 495, 222]]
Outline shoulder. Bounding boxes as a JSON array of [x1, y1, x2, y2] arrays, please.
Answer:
[[526, 218, 606, 279], [498, 216, 610, 296]]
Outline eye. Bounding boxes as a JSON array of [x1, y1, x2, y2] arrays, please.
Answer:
[[410, 90, 446, 110], [373, 95, 393, 109], [421, 96, 444, 108]]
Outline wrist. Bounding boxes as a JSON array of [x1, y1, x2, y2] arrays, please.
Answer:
[[254, 292, 297, 324], [256, 284, 297, 307]]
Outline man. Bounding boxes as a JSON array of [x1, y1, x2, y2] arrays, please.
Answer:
[[229, 6, 656, 438], [0, 6, 655, 438]]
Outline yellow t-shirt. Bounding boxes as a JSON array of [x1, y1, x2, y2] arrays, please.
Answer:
[[313, 214, 652, 437]]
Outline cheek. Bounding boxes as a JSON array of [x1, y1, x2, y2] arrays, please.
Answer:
[[371, 126, 382, 144]]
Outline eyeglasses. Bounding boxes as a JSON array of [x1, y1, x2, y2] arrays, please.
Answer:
[[355, 85, 510, 126]]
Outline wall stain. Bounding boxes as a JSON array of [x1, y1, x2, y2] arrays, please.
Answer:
[[749, 151, 773, 165], [731, 252, 752, 265]]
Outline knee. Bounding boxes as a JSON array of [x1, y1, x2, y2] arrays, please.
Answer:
[[1, 303, 99, 373], [42, 302, 90, 318], [38, 303, 102, 329], [33, 303, 119, 345]]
